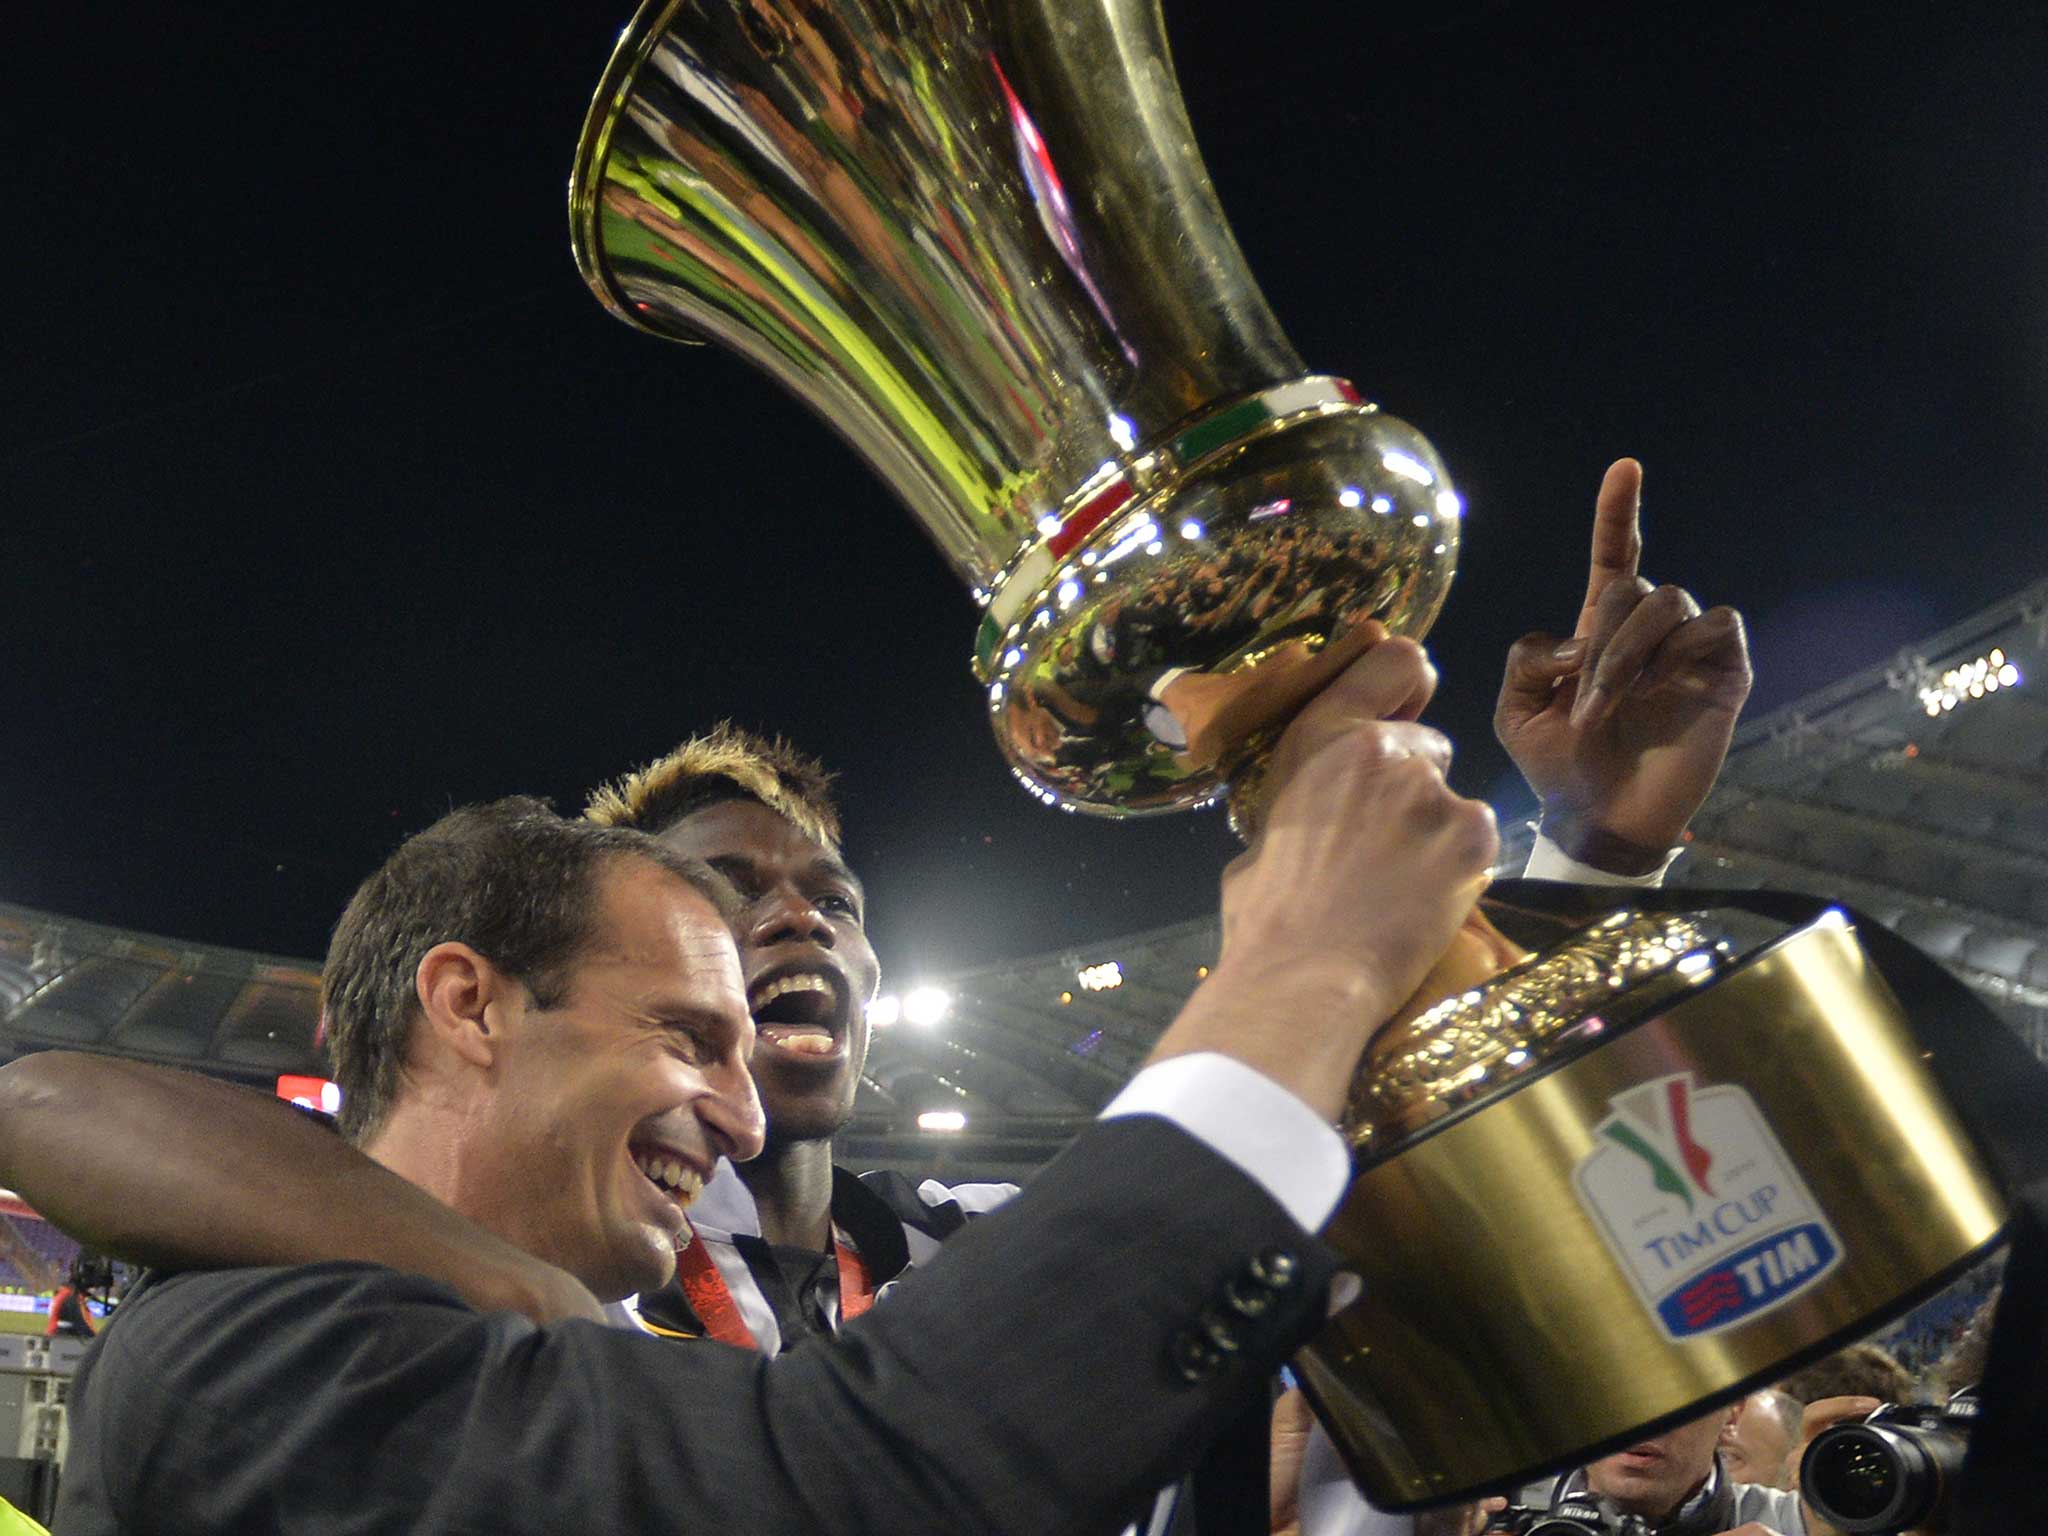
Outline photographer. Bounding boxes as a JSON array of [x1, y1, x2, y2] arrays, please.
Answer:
[[1721, 1392, 1802, 1490], [44, 1249, 112, 1339], [1507, 1404, 1812, 1535]]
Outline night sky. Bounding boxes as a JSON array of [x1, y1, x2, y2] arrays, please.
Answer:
[[5, 2, 2045, 988]]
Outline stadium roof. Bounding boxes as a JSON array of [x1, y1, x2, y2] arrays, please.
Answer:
[[4, 578, 2044, 1182]]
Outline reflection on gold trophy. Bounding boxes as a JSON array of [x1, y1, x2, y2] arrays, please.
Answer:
[[568, 0, 2005, 1506]]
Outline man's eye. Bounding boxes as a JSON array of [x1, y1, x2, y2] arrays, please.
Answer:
[[665, 1024, 713, 1061], [819, 892, 861, 920]]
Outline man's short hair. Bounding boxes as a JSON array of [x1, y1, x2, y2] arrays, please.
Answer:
[[1778, 1340, 1917, 1405], [583, 722, 841, 849], [322, 796, 735, 1142]]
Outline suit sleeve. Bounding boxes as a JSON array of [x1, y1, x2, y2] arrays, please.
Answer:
[[70, 1115, 1341, 1536]]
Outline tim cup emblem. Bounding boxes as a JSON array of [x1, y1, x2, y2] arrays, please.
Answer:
[[1574, 1072, 1843, 1340]]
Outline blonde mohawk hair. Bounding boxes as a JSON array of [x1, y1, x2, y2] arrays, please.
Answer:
[[583, 722, 843, 850]]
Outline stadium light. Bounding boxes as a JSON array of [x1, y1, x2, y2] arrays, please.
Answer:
[[866, 994, 901, 1028], [1077, 961, 1123, 992], [1918, 648, 2023, 716], [917, 1110, 967, 1133], [903, 986, 951, 1027]]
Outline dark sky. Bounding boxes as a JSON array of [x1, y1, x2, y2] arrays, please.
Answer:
[[5, 2, 2045, 986]]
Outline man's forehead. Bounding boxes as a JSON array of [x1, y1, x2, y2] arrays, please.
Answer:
[[661, 800, 863, 890], [587, 862, 745, 971], [715, 846, 865, 898]]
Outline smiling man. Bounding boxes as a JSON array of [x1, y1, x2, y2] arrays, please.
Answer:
[[316, 799, 766, 1301], [32, 644, 1503, 1534], [583, 726, 1012, 1352]]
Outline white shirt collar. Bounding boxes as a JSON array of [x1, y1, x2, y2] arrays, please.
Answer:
[[687, 1158, 760, 1240]]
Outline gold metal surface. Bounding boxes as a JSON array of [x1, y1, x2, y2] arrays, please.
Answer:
[[568, 15, 2008, 1509], [570, 0, 1458, 813], [1352, 909, 1730, 1146], [1300, 908, 2007, 1509]]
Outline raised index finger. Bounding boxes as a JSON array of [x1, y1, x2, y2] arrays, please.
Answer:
[[1578, 457, 1644, 633]]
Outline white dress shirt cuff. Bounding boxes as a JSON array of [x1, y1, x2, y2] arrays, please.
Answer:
[[1523, 830, 1678, 886], [1102, 1052, 1350, 1232]]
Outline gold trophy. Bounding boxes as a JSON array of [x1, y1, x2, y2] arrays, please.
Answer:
[[569, 0, 2006, 1506]]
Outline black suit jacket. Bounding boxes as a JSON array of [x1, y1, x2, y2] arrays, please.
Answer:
[[54, 1114, 1339, 1534]]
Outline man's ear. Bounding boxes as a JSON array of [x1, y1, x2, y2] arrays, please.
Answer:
[[415, 943, 513, 1071]]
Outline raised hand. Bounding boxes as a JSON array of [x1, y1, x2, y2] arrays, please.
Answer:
[[1494, 458, 1752, 874]]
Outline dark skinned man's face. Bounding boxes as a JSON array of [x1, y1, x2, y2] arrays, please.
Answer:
[[657, 800, 879, 1148]]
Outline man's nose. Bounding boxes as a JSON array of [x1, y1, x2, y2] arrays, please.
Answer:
[[699, 1059, 767, 1163], [748, 886, 833, 950]]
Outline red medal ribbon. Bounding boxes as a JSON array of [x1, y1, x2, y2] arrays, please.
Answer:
[[673, 1232, 757, 1349], [671, 1226, 877, 1346], [834, 1233, 876, 1322]]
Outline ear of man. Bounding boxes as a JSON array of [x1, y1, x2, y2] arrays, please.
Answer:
[[414, 943, 521, 1073]]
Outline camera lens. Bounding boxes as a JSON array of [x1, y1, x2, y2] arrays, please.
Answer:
[[1805, 1433, 1902, 1524], [1805, 1417, 1969, 1532]]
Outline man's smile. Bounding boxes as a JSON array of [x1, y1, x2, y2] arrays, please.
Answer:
[[749, 962, 852, 1063], [627, 1136, 709, 1224]]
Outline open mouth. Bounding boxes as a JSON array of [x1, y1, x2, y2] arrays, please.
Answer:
[[749, 965, 850, 1061], [628, 1142, 706, 1211]]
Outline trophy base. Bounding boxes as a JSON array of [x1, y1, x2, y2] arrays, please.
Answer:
[[975, 379, 1458, 816], [1299, 891, 2008, 1509]]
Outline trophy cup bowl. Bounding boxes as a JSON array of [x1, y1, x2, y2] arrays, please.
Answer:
[[569, 0, 2007, 1505], [569, 0, 1459, 815]]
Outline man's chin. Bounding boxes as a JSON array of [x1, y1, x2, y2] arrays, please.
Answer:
[[597, 1232, 684, 1304], [1590, 1471, 1675, 1517], [760, 1096, 856, 1150]]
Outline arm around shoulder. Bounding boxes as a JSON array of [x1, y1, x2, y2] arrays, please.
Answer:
[[0, 1051, 601, 1323], [64, 1116, 1345, 1536]]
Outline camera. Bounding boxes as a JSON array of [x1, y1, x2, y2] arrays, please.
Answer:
[[70, 1250, 116, 1293], [1800, 1387, 1978, 1534], [1483, 1493, 1650, 1536]]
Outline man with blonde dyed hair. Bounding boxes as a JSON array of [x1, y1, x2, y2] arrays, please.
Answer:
[[585, 720, 845, 853], [584, 723, 1014, 1359]]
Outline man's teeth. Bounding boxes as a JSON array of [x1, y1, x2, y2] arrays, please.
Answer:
[[753, 972, 833, 1008], [764, 1029, 837, 1056], [632, 1152, 703, 1201]]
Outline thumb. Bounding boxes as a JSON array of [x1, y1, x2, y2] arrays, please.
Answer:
[[1495, 632, 1584, 731]]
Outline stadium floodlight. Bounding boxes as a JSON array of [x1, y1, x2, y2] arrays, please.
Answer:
[[902, 986, 951, 1027], [1077, 960, 1123, 991], [866, 994, 901, 1028], [916, 1110, 968, 1133], [1918, 648, 2023, 716]]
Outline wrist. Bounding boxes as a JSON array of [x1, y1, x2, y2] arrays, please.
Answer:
[[1154, 953, 1394, 1124], [1536, 811, 1675, 878], [1199, 951, 1393, 1026]]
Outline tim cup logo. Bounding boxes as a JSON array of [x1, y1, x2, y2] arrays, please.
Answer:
[[1575, 1072, 1843, 1340]]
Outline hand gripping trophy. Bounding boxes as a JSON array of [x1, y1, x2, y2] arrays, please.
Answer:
[[568, 0, 2009, 1507]]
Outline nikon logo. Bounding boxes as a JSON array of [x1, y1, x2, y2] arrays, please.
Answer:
[[1574, 1073, 1843, 1340]]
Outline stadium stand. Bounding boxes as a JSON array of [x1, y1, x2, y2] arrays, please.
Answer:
[[0, 579, 2042, 1186]]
